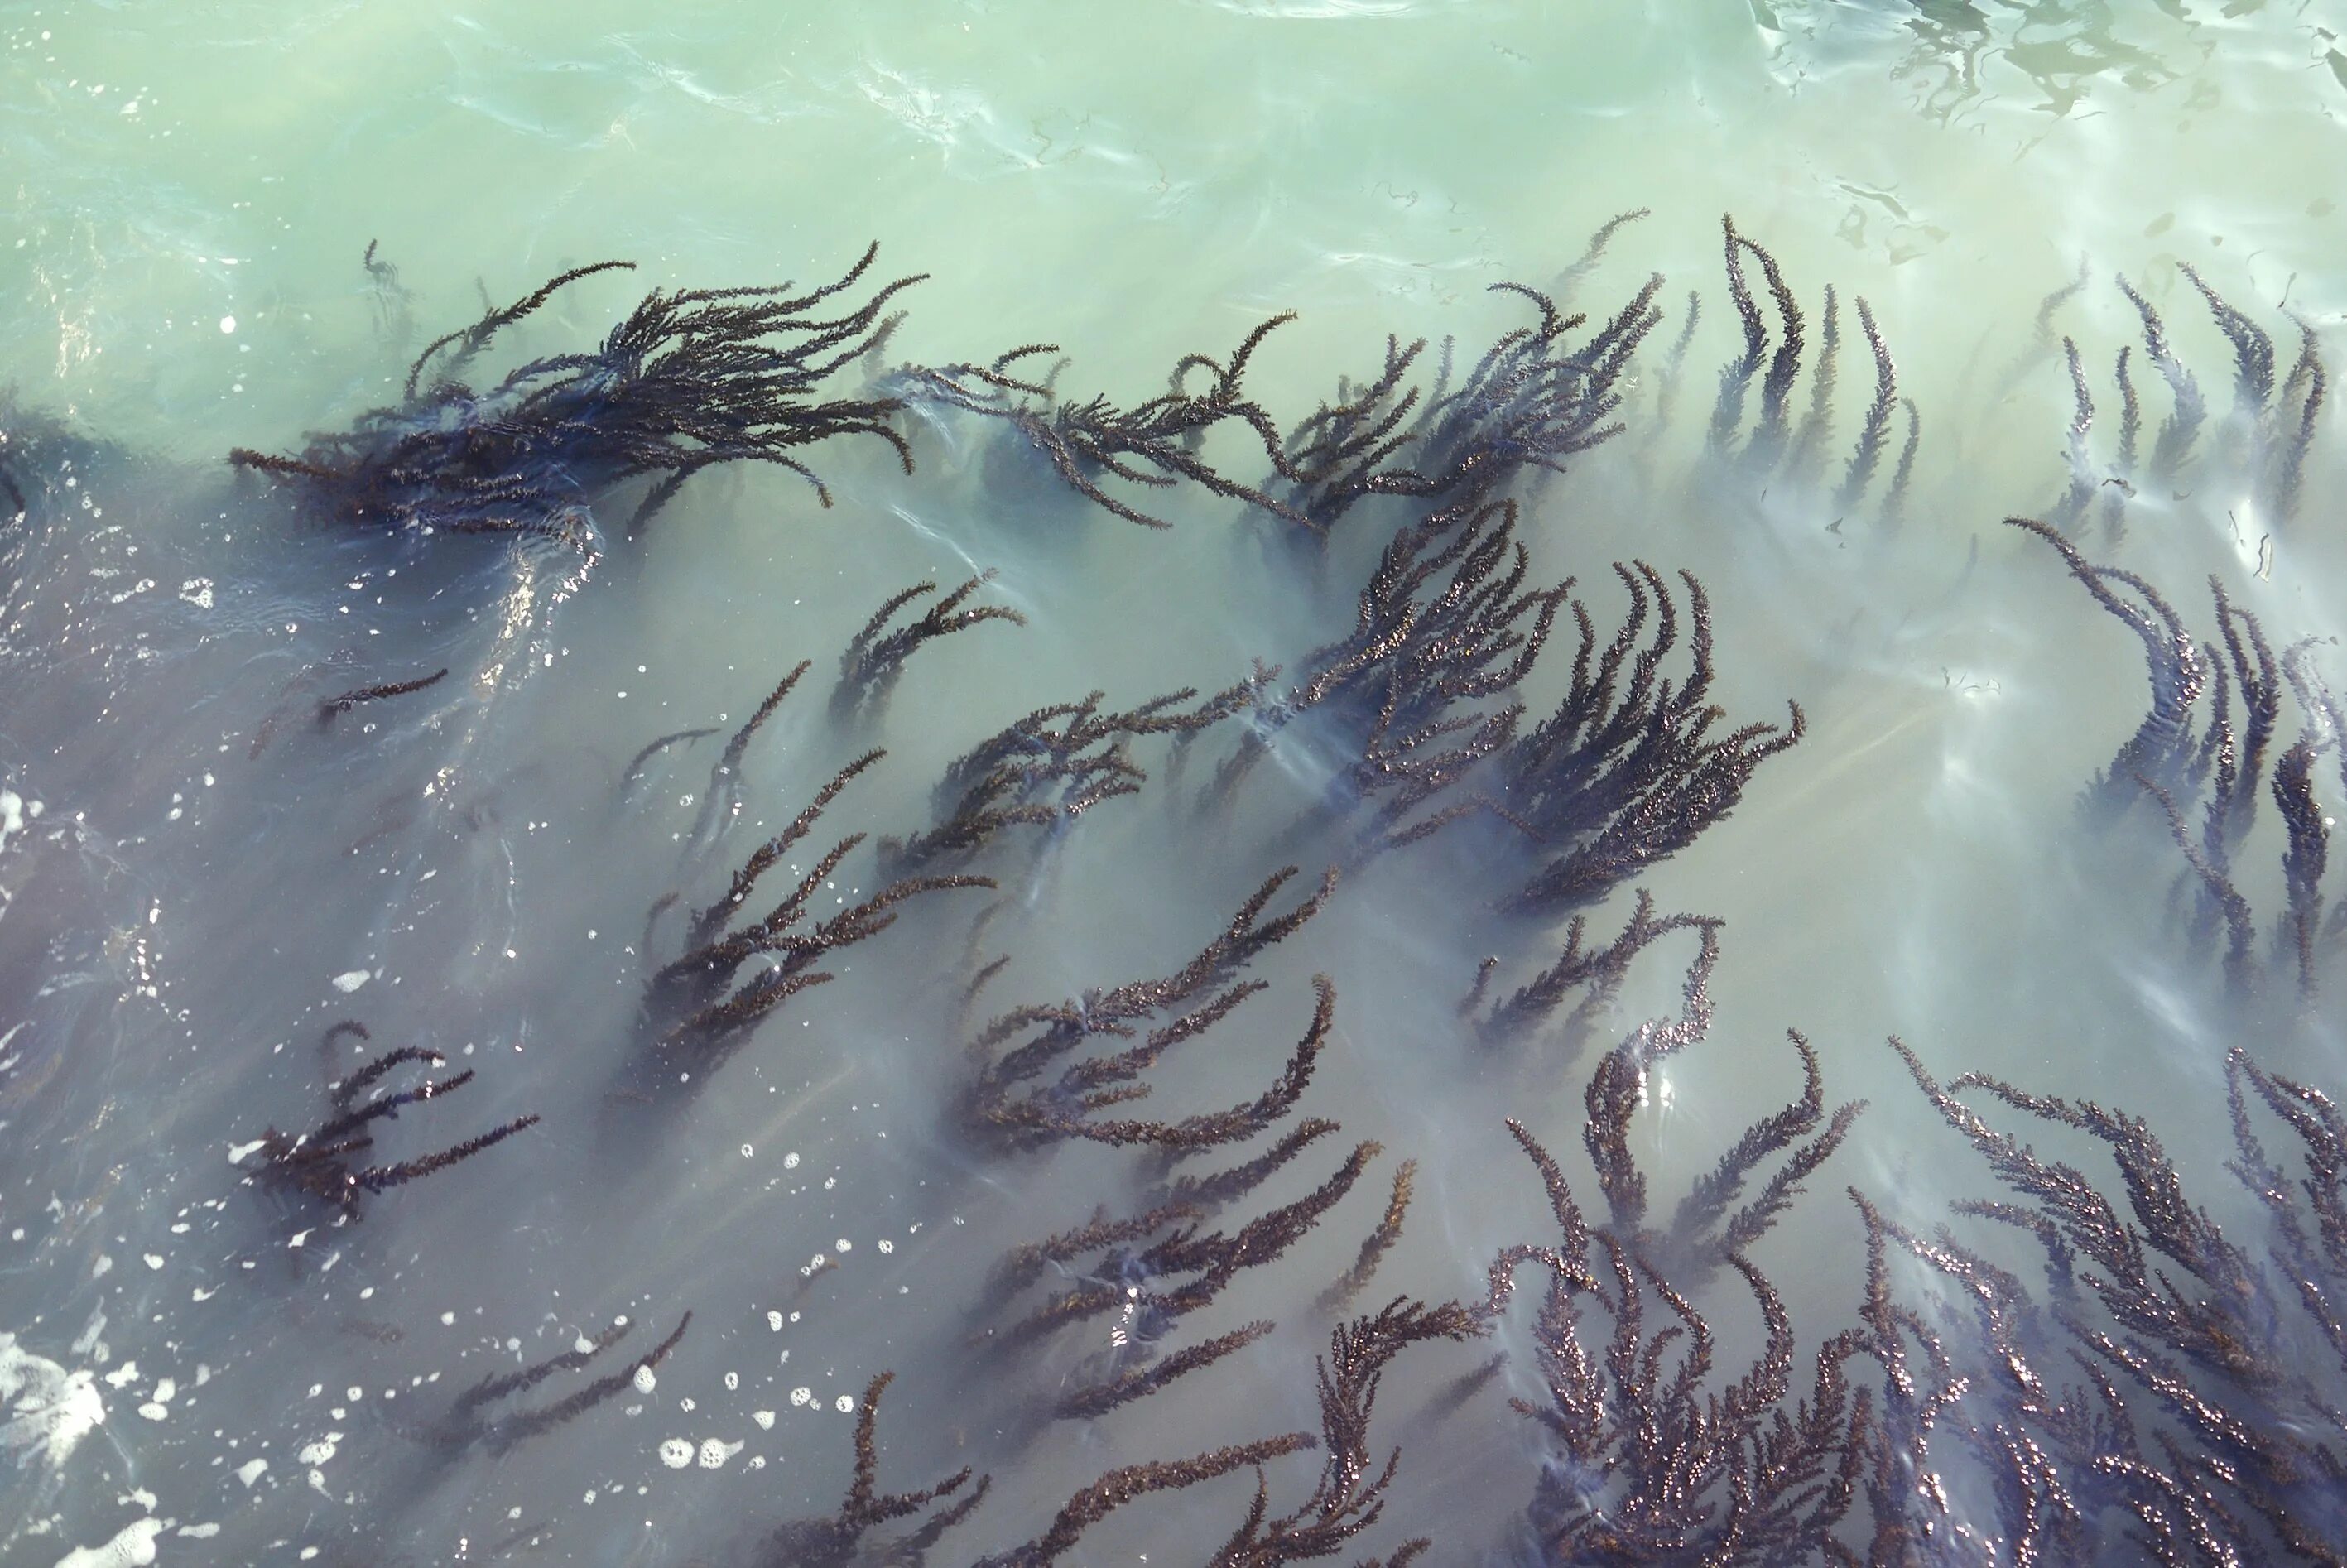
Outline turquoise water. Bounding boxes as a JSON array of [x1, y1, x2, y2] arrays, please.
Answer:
[[2, 4, 2345, 1565]]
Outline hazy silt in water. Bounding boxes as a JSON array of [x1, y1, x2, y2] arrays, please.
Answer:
[[2, 4, 2345, 1564]]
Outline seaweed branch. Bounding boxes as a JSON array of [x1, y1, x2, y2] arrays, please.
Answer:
[[833, 570, 1027, 724], [762, 1371, 991, 1566], [230, 243, 922, 542], [243, 1032, 537, 1220], [900, 315, 1302, 529]]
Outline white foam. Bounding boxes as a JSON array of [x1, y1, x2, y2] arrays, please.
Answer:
[[50, 1517, 161, 1568], [0, 1333, 105, 1476]]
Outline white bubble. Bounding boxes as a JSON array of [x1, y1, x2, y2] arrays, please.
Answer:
[[766, 1311, 783, 1332], [834, 1239, 852, 1253], [789, 1387, 812, 1407], [782, 1152, 800, 1170], [632, 1364, 657, 1395], [724, 1371, 739, 1391], [657, 1438, 693, 1469], [834, 1395, 854, 1413], [753, 1410, 776, 1430], [219, 315, 236, 334], [877, 1239, 894, 1255], [698, 1437, 743, 1469]]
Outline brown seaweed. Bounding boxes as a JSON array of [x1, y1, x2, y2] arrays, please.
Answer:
[[1493, 565, 1805, 916], [245, 1036, 538, 1220], [2017, 518, 2344, 996], [230, 243, 921, 543], [963, 865, 1336, 1149], [1472, 891, 1722, 1049], [1206, 502, 1799, 916], [1206, 1299, 1484, 1566], [760, 1372, 990, 1567], [632, 661, 996, 1071], [435, 1311, 690, 1455], [1271, 262, 1663, 535], [1403, 277, 1662, 511], [642, 741, 993, 1068], [899, 314, 1302, 529], [2046, 267, 2325, 532], [1882, 1037, 2347, 1561], [832, 570, 1028, 724], [1707, 215, 1911, 522], [883, 678, 1255, 877], [971, 1434, 1320, 1568], [316, 667, 448, 725]]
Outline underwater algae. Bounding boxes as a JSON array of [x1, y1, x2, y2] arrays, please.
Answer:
[[5, 4, 2347, 1566]]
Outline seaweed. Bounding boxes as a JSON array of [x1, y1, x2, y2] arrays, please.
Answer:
[[760, 1372, 990, 1567], [1272, 334, 1435, 531], [1316, 1162, 1417, 1315], [982, 1140, 1375, 1359], [1206, 1299, 1484, 1565], [633, 663, 992, 1077], [1452, 909, 1875, 1563], [1404, 277, 1662, 511], [1490, 1109, 1864, 1561], [316, 667, 448, 726], [1205, 505, 1798, 914], [1272, 262, 1663, 535], [1706, 216, 1911, 521], [832, 570, 1027, 724], [963, 864, 1335, 1149], [1056, 1320, 1277, 1421], [1471, 891, 1722, 1049], [971, 1435, 1320, 1568], [361, 238, 416, 346], [1880, 1037, 2347, 1561], [2048, 267, 2325, 532], [899, 314, 1301, 529], [434, 1311, 691, 1455], [2017, 519, 2343, 995], [618, 725, 720, 798], [243, 1035, 538, 1220], [1211, 496, 1563, 844], [1493, 565, 1805, 916], [883, 677, 1258, 877], [641, 743, 993, 1069], [229, 243, 921, 544], [2009, 517, 2207, 813]]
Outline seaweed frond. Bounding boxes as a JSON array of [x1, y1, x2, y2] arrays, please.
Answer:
[[901, 314, 1303, 529], [231, 243, 921, 542], [762, 1371, 990, 1567], [244, 1032, 537, 1221]]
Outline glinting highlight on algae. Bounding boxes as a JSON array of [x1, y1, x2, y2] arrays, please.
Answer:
[[2, 3, 2344, 1564]]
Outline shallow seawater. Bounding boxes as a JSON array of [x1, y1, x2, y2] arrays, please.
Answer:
[[3, 3, 2345, 1565]]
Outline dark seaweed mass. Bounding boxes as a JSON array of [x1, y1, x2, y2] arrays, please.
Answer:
[[5, 212, 2340, 1567]]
